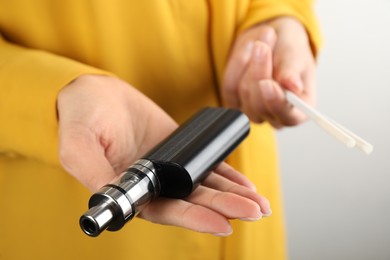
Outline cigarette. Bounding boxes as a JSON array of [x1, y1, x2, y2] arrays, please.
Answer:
[[285, 91, 373, 155]]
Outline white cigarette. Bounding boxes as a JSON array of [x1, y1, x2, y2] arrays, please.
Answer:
[[323, 116, 374, 154], [285, 91, 373, 155]]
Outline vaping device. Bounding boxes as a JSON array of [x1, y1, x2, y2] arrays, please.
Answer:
[[79, 107, 250, 237]]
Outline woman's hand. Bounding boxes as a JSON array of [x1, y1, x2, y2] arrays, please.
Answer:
[[223, 17, 316, 128], [57, 75, 176, 191], [57, 75, 271, 236]]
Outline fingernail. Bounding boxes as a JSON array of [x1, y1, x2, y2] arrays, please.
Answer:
[[253, 41, 266, 62], [239, 215, 262, 222], [242, 41, 254, 63], [290, 75, 304, 93], [260, 80, 275, 100], [262, 209, 272, 217], [213, 227, 233, 237], [249, 184, 257, 192], [260, 27, 276, 46]]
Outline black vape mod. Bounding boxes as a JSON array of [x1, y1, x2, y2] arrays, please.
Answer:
[[79, 107, 250, 237]]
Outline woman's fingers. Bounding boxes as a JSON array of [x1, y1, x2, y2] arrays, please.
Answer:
[[222, 25, 277, 108], [222, 17, 317, 128], [139, 165, 272, 236], [139, 197, 233, 236], [202, 173, 272, 216], [238, 41, 273, 123], [214, 162, 257, 191], [186, 186, 262, 220], [139, 183, 269, 235]]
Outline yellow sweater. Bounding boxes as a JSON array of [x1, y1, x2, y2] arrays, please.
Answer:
[[0, 1, 320, 259]]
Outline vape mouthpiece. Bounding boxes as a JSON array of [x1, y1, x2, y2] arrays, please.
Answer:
[[80, 107, 250, 237], [80, 204, 114, 237]]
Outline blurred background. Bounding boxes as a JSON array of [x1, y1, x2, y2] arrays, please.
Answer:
[[277, 0, 390, 259]]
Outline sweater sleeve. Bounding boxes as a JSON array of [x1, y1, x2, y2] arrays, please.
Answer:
[[238, 0, 322, 56], [0, 36, 110, 166]]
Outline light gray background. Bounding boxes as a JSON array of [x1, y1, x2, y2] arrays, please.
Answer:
[[277, 0, 390, 259]]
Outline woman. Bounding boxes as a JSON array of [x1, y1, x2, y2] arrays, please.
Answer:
[[0, 1, 320, 259]]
